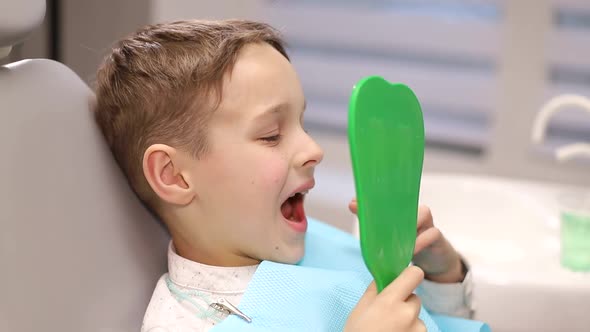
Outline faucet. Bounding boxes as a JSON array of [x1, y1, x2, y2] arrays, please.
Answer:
[[531, 94, 590, 162]]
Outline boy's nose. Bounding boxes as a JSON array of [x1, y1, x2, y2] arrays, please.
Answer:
[[299, 133, 324, 168]]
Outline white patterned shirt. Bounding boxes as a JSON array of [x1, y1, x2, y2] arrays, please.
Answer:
[[142, 242, 473, 332]]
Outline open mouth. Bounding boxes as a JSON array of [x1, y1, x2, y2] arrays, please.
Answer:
[[280, 190, 308, 233], [281, 192, 306, 222]]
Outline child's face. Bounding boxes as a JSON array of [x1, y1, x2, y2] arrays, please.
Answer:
[[178, 43, 324, 266]]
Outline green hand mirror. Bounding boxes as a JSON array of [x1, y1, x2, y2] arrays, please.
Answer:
[[348, 76, 425, 292]]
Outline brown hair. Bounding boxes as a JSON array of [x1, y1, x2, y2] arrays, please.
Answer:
[[94, 19, 288, 212]]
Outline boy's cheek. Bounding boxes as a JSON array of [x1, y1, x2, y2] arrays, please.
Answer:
[[267, 154, 290, 180]]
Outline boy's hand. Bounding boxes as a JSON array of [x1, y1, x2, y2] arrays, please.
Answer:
[[344, 266, 426, 332], [349, 199, 465, 283]]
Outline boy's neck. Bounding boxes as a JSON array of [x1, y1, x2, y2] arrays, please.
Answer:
[[171, 232, 261, 267]]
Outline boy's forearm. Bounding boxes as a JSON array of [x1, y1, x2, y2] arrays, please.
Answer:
[[423, 241, 467, 284], [425, 256, 465, 283], [416, 246, 473, 318]]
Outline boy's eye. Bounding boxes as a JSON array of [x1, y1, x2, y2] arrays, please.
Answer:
[[260, 134, 282, 144]]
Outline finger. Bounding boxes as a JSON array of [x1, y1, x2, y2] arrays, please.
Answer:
[[356, 281, 378, 307], [416, 205, 433, 232], [348, 199, 358, 214], [406, 294, 422, 317], [414, 227, 442, 255], [380, 266, 424, 301], [412, 319, 427, 332]]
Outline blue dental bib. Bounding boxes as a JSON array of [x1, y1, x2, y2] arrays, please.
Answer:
[[212, 219, 489, 332]]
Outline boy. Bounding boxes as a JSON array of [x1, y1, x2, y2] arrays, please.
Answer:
[[94, 20, 471, 331]]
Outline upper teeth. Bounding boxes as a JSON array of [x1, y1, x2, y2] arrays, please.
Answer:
[[290, 190, 308, 198]]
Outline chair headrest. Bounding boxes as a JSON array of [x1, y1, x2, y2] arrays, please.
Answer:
[[0, 0, 46, 55]]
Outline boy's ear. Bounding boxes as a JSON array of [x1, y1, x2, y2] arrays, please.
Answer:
[[143, 144, 195, 206]]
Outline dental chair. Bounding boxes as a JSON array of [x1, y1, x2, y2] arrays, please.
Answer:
[[0, 1, 169, 331], [0, 2, 491, 332]]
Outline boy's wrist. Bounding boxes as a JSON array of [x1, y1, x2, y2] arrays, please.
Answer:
[[424, 255, 466, 284]]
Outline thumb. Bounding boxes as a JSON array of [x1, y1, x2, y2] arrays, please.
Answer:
[[346, 281, 377, 330], [356, 281, 377, 308], [349, 199, 358, 214]]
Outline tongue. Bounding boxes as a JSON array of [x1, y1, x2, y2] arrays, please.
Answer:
[[281, 194, 302, 222], [281, 198, 295, 220]]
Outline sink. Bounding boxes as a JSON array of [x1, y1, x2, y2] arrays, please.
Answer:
[[417, 173, 590, 332], [310, 170, 590, 332]]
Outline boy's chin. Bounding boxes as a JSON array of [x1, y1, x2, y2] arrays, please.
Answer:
[[270, 244, 305, 265]]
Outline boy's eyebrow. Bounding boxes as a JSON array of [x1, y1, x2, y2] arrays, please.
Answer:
[[253, 99, 307, 120], [251, 104, 286, 122]]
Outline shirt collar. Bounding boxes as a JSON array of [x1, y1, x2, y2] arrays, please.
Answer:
[[167, 241, 258, 293]]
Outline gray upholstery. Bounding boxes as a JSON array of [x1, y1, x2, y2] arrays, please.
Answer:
[[0, 2, 169, 330], [0, 0, 45, 48]]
